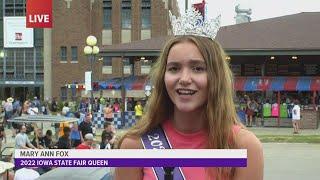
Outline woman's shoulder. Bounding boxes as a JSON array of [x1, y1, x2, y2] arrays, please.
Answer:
[[120, 135, 144, 149], [235, 128, 262, 149], [233, 129, 264, 179], [115, 136, 144, 179]]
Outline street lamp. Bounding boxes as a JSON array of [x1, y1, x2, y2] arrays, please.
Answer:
[[84, 35, 99, 113], [0, 50, 5, 58]]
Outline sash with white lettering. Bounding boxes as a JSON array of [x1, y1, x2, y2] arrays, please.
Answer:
[[141, 126, 185, 180]]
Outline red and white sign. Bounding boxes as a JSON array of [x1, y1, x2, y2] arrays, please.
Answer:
[[26, 0, 53, 28]]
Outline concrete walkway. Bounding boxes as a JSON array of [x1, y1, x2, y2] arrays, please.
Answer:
[[248, 127, 320, 135], [264, 143, 320, 180]]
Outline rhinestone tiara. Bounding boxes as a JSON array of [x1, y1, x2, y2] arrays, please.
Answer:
[[169, 7, 221, 40]]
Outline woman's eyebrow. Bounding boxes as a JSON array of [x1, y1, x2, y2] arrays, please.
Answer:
[[167, 58, 204, 63], [166, 61, 180, 66]]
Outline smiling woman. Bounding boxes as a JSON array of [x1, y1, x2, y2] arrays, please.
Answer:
[[164, 41, 208, 120], [115, 35, 264, 180]]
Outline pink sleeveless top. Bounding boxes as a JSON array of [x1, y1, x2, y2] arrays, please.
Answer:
[[143, 120, 241, 180], [271, 103, 279, 117]]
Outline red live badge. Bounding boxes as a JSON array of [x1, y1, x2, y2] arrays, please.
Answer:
[[26, 0, 52, 28]]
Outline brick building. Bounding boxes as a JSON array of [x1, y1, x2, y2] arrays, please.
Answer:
[[47, 0, 179, 100], [0, 0, 44, 101]]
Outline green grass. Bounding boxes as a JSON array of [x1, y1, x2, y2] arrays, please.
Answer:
[[257, 135, 320, 143], [111, 130, 320, 144]]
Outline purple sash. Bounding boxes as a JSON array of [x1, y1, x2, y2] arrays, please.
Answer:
[[141, 126, 185, 180]]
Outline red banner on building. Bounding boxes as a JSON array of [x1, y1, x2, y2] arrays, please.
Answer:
[[193, 0, 206, 19], [26, 0, 52, 28]]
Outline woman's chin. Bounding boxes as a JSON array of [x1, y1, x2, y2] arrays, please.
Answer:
[[175, 104, 204, 113]]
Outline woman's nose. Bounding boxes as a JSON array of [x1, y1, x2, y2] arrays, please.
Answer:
[[178, 69, 192, 85]]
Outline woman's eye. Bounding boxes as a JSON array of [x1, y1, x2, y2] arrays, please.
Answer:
[[192, 66, 206, 72], [167, 67, 179, 72]]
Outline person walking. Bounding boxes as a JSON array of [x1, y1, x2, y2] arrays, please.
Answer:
[[292, 100, 301, 134]]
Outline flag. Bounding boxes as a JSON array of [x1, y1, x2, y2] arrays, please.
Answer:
[[193, 0, 206, 19]]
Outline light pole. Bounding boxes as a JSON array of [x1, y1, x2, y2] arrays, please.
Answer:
[[121, 58, 126, 125], [0, 50, 4, 100], [84, 35, 99, 113]]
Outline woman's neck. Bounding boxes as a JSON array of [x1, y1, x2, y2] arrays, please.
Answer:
[[172, 107, 206, 134]]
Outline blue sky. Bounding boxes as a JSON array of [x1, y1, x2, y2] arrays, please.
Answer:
[[177, 0, 320, 26]]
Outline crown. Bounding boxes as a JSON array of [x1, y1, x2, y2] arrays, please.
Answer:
[[169, 7, 221, 40]]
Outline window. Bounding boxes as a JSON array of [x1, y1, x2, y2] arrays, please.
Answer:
[[16, 49, 24, 80], [141, 0, 151, 29], [61, 87, 67, 101], [103, 0, 112, 29], [25, 49, 34, 73], [5, 50, 14, 80], [141, 58, 153, 74], [123, 58, 132, 74], [5, 0, 14, 16], [34, 29, 44, 47], [5, 0, 26, 16], [35, 47, 43, 80], [121, 0, 131, 29], [71, 87, 77, 101], [36, 47, 43, 72], [5, 50, 14, 73], [123, 58, 130, 65], [71, 46, 78, 62], [141, 59, 153, 66], [60, 46, 67, 62], [103, 56, 112, 66]]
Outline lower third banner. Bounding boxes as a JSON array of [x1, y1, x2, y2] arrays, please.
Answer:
[[14, 149, 247, 168]]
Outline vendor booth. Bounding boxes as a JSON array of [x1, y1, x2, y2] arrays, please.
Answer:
[[235, 76, 320, 129]]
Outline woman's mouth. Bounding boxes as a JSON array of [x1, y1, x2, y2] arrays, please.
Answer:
[[176, 89, 197, 95]]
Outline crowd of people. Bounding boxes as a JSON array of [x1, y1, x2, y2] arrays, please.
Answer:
[[0, 95, 137, 179], [236, 94, 302, 133]]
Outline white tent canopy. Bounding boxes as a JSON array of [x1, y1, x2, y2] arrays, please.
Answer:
[[8, 115, 78, 123]]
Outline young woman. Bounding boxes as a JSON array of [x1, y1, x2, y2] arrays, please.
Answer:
[[115, 35, 264, 180]]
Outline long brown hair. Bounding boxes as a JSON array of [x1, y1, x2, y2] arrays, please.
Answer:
[[119, 35, 243, 179]]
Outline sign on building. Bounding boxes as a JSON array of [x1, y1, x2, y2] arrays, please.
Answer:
[[26, 0, 53, 28], [85, 71, 92, 91], [3, 17, 34, 48]]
